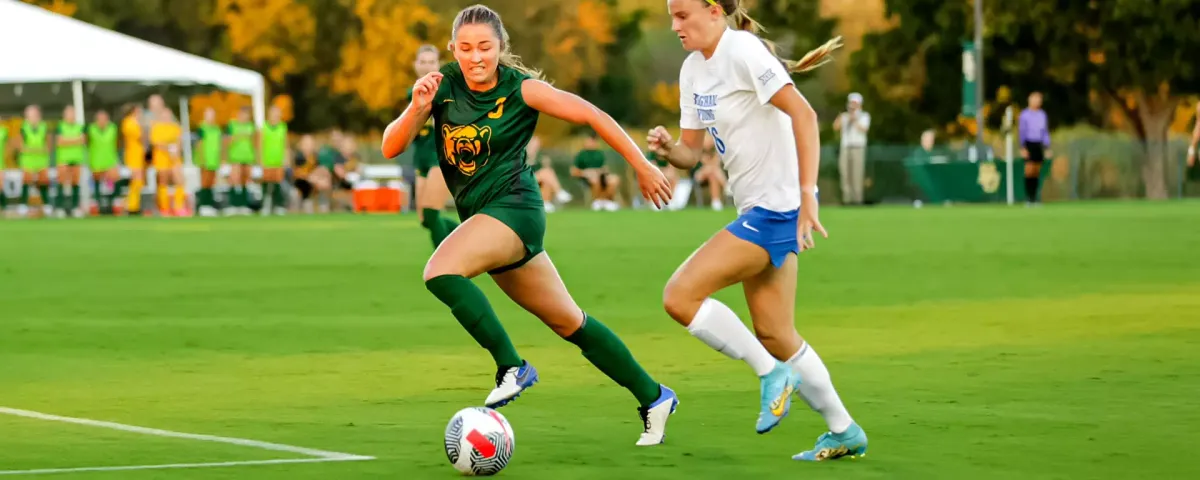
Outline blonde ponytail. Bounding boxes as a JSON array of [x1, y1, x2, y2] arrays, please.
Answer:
[[712, 0, 844, 73], [499, 51, 544, 80]]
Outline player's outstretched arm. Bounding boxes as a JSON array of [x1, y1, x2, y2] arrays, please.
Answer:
[[522, 79, 672, 208], [521, 80, 645, 169], [382, 72, 442, 159]]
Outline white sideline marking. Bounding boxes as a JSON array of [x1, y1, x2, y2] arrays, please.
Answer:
[[0, 406, 374, 476], [0, 458, 369, 476]]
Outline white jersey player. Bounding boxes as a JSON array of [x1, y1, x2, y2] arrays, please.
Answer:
[[648, 0, 868, 462]]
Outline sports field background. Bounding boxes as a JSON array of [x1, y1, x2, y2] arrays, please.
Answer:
[[2, 202, 1199, 479]]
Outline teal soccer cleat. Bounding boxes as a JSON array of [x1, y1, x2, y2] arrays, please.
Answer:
[[792, 422, 868, 461], [755, 361, 802, 434]]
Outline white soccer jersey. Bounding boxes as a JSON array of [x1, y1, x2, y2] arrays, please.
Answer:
[[679, 29, 800, 213]]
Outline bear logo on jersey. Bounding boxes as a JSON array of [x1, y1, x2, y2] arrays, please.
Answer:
[[442, 124, 493, 176]]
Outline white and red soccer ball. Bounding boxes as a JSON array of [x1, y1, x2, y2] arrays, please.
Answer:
[[444, 407, 515, 476]]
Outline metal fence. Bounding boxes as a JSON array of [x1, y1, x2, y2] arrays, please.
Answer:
[[385, 134, 1200, 207]]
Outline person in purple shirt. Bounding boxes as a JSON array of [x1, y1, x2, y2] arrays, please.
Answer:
[[1019, 92, 1052, 204]]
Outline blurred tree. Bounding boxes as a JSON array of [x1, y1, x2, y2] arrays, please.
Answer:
[[188, 91, 251, 126], [848, 0, 1096, 145], [216, 0, 317, 86], [23, 0, 76, 16], [329, 0, 444, 118], [577, 5, 648, 127], [748, 0, 840, 120], [987, 0, 1200, 199]]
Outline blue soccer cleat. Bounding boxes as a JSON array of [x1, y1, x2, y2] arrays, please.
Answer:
[[485, 361, 538, 408], [792, 422, 868, 461], [756, 361, 802, 434], [635, 385, 679, 446]]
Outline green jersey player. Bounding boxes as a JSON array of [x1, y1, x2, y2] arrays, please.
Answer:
[[406, 44, 458, 248], [381, 4, 676, 446]]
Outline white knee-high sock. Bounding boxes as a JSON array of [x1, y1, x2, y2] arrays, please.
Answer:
[[686, 298, 776, 377], [788, 343, 854, 433]]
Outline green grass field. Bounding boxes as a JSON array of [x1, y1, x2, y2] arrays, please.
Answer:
[[2, 202, 1199, 479]]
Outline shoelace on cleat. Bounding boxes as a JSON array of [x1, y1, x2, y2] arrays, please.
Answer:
[[637, 407, 651, 432], [493, 368, 512, 388]]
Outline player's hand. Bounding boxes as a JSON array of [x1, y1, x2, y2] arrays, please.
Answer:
[[635, 163, 672, 210], [1187, 149, 1195, 167], [798, 191, 827, 252], [1021, 148, 1028, 159], [1045, 148, 1053, 159], [411, 72, 444, 110], [646, 126, 673, 157]]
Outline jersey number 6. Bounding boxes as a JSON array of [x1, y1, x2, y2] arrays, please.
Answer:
[[708, 127, 726, 155]]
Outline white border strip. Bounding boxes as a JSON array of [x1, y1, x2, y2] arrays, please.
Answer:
[[0, 458, 368, 476], [0, 406, 374, 476]]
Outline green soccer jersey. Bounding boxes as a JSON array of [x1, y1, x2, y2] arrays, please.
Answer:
[[57, 123, 86, 165], [574, 148, 606, 170], [199, 123, 223, 169], [261, 122, 288, 167], [86, 123, 119, 170], [407, 87, 440, 175], [227, 121, 256, 164], [432, 62, 541, 216], [19, 122, 50, 169], [0, 127, 8, 166], [527, 151, 547, 171]]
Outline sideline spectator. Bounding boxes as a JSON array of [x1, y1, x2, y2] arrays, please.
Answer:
[[527, 135, 568, 212], [834, 92, 871, 205], [692, 133, 727, 210], [571, 132, 620, 211]]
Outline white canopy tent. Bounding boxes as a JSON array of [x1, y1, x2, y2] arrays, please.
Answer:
[[0, 0, 267, 212], [0, 0, 266, 126]]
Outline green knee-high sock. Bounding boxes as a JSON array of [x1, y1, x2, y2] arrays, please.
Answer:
[[20, 184, 29, 205], [200, 188, 213, 209], [0, 187, 7, 210], [439, 215, 461, 243], [111, 179, 129, 208], [234, 186, 246, 208], [37, 185, 50, 206], [421, 208, 442, 246], [566, 314, 662, 407], [71, 185, 81, 210], [426, 275, 523, 369], [92, 179, 104, 210], [273, 182, 286, 209]]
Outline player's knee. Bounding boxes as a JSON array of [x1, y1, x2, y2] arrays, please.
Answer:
[[662, 282, 700, 326], [422, 260, 447, 283], [542, 310, 584, 338]]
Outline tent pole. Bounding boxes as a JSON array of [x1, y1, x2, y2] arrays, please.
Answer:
[[180, 96, 193, 166], [72, 80, 90, 214], [252, 87, 266, 128]]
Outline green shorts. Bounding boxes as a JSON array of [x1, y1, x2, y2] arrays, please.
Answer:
[[201, 161, 222, 172], [20, 159, 49, 172], [480, 203, 546, 275], [414, 149, 439, 178], [59, 157, 85, 166], [90, 158, 119, 171], [228, 157, 255, 165], [462, 181, 546, 275]]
